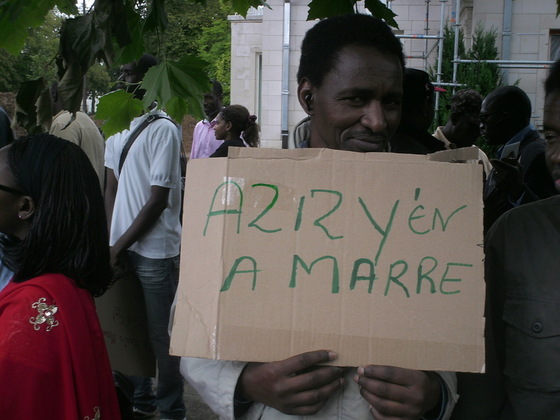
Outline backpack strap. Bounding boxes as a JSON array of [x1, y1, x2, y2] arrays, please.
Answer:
[[118, 114, 176, 173]]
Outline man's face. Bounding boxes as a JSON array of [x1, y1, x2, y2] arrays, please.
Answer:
[[543, 89, 560, 193], [453, 111, 481, 148], [480, 97, 507, 145], [118, 63, 143, 96], [204, 93, 222, 120], [304, 45, 403, 152]]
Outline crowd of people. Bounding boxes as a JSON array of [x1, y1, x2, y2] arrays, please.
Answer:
[[0, 11, 559, 420]]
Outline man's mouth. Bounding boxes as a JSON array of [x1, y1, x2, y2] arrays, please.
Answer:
[[550, 169, 560, 192], [343, 135, 388, 152]]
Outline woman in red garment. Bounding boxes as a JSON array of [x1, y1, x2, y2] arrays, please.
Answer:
[[0, 134, 121, 419]]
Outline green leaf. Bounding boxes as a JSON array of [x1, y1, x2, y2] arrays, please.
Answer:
[[229, 0, 271, 18], [364, 0, 399, 29], [96, 90, 144, 137], [140, 56, 210, 122], [56, 0, 79, 15], [35, 85, 54, 132], [0, 0, 57, 54], [109, 0, 132, 48], [57, 60, 85, 114], [112, 2, 145, 66], [144, 0, 169, 33], [60, 9, 114, 72], [13, 78, 47, 134], [306, 0, 354, 20]]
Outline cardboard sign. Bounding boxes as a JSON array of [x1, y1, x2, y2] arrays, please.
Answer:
[[170, 147, 485, 372], [96, 271, 156, 377]]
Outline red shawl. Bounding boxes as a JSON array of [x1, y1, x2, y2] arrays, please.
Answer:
[[0, 273, 121, 419]]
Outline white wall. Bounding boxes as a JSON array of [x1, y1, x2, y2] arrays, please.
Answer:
[[229, 0, 560, 145]]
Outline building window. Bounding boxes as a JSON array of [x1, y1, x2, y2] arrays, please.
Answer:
[[550, 30, 560, 60]]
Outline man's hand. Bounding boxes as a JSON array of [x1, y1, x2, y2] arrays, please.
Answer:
[[238, 350, 344, 416], [491, 158, 523, 199], [109, 245, 124, 268], [354, 365, 441, 419]]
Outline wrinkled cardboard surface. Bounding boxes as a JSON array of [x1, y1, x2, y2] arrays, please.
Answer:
[[96, 271, 156, 377], [170, 148, 485, 372]]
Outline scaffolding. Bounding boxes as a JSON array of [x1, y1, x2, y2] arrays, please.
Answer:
[[388, 0, 555, 122]]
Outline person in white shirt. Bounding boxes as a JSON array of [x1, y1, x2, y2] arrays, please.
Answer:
[[104, 54, 185, 420]]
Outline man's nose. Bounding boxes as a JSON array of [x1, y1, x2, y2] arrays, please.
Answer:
[[360, 102, 386, 132]]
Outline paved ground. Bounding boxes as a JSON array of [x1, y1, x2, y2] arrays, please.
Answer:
[[183, 381, 218, 419], [141, 381, 218, 419]]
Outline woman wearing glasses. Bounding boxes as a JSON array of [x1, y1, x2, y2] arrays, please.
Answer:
[[0, 134, 121, 418]]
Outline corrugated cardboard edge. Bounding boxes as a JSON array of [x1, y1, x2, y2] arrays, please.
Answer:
[[170, 157, 230, 359], [230, 146, 481, 165]]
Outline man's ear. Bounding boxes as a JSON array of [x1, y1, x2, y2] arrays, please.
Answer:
[[50, 88, 57, 103], [298, 79, 314, 115], [17, 196, 35, 221], [450, 111, 460, 126]]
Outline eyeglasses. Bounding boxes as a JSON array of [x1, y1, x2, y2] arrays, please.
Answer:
[[0, 184, 22, 195]]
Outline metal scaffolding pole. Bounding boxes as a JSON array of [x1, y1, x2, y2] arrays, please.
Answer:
[[452, 0, 461, 95], [434, 0, 447, 122]]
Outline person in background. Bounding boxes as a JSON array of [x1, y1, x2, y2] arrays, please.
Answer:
[[433, 89, 492, 178], [390, 68, 446, 155], [210, 104, 259, 157], [0, 106, 14, 148], [104, 54, 185, 420], [478, 59, 560, 419], [0, 235, 13, 292], [180, 14, 457, 420], [480, 85, 555, 233], [0, 109, 14, 292], [49, 81, 106, 190], [0, 134, 120, 418], [190, 80, 224, 159]]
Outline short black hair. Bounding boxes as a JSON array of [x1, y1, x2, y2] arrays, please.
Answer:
[[2, 134, 112, 296], [402, 68, 434, 113], [136, 53, 158, 77], [297, 14, 405, 87], [210, 80, 223, 98], [485, 85, 532, 125], [545, 59, 560, 97], [449, 89, 483, 115]]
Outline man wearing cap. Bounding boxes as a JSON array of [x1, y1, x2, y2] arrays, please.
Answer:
[[390, 68, 446, 154]]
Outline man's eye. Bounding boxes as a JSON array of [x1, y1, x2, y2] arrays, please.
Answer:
[[545, 132, 560, 143], [385, 98, 401, 108], [344, 96, 366, 105]]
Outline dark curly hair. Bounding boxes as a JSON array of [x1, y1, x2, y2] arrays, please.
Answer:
[[1, 134, 112, 296], [297, 14, 405, 87], [448, 89, 483, 115]]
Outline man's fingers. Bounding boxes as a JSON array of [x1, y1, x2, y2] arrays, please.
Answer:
[[281, 365, 345, 395], [276, 350, 337, 376], [360, 386, 422, 418], [360, 365, 409, 385], [356, 375, 413, 404], [279, 376, 343, 415]]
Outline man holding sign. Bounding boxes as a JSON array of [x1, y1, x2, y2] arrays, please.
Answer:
[[179, 14, 457, 419]]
